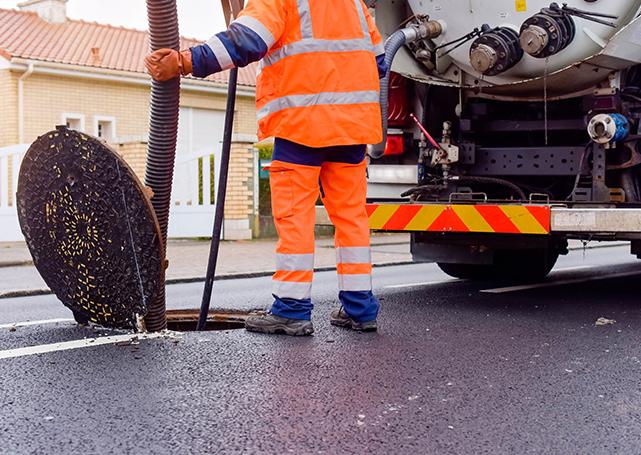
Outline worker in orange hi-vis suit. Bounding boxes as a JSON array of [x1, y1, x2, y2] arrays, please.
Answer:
[[145, 0, 387, 336]]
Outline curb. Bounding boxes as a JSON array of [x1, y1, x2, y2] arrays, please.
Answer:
[[568, 241, 628, 251], [0, 260, 33, 269]]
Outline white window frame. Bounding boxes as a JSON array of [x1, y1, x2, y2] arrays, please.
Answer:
[[94, 115, 117, 141], [61, 113, 85, 132]]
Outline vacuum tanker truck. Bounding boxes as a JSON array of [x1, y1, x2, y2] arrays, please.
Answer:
[[351, 0, 641, 280]]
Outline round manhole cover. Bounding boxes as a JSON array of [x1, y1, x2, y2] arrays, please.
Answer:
[[17, 126, 163, 328]]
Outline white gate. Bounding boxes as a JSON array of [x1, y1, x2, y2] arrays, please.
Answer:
[[168, 107, 226, 238], [168, 148, 221, 238], [0, 145, 28, 242]]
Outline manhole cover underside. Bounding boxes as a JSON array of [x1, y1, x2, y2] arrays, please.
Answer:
[[17, 127, 163, 328]]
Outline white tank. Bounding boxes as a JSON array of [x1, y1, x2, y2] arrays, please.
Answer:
[[374, 0, 641, 99]]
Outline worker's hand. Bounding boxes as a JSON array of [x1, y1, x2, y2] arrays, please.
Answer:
[[144, 48, 193, 81]]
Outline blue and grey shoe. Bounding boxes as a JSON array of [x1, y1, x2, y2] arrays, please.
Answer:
[[330, 307, 377, 332], [245, 313, 314, 336]]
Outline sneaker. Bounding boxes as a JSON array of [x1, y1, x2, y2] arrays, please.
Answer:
[[245, 313, 314, 336], [330, 307, 377, 332]]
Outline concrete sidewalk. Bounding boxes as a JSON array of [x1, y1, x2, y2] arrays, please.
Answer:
[[0, 233, 412, 297]]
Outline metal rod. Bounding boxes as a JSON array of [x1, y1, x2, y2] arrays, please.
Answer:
[[410, 113, 440, 149], [197, 67, 239, 331]]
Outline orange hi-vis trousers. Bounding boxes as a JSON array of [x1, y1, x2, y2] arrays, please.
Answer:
[[268, 139, 380, 322]]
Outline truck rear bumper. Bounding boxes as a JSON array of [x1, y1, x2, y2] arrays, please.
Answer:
[[316, 204, 641, 236]]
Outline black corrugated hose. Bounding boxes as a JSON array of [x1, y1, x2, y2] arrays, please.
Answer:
[[144, 0, 181, 332]]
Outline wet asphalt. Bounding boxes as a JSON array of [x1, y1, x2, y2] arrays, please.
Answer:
[[1, 245, 641, 454]]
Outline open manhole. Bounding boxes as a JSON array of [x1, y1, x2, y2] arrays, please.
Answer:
[[165, 309, 263, 331]]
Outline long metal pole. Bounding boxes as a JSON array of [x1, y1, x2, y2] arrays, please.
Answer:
[[196, 67, 239, 331]]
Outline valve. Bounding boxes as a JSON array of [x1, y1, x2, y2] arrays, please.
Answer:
[[587, 113, 630, 145], [519, 5, 576, 58], [469, 27, 523, 76], [520, 3, 617, 59]]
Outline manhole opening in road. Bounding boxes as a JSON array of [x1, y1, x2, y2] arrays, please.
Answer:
[[165, 309, 261, 332]]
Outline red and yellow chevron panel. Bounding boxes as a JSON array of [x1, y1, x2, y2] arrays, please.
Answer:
[[366, 204, 550, 234]]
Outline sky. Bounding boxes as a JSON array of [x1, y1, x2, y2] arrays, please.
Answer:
[[0, 0, 228, 40]]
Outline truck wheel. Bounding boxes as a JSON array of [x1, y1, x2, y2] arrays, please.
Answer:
[[437, 248, 559, 282]]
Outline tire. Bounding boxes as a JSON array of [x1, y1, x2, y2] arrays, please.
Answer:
[[438, 248, 559, 282]]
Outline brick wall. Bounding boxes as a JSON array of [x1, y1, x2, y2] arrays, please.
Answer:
[[20, 73, 150, 143], [13, 73, 258, 146], [225, 144, 253, 219], [0, 70, 18, 146], [114, 141, 148, 180]]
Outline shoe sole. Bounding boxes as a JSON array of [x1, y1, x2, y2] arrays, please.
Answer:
[[245, 323, 314, 336], [330, 318, 377, 332]]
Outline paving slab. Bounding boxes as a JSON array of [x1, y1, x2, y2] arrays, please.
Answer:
[[0, 234, 411, 296]]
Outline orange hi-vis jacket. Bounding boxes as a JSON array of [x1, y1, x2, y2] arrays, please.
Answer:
[[193, 0, 385, 148]]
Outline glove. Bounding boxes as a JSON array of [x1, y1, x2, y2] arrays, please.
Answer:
[[144, 49, 193, 81]]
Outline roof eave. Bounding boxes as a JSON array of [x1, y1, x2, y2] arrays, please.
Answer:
[[8, 57, 257, 97]]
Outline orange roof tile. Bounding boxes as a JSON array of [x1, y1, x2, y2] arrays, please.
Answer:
[[0, 8, 257, 87]]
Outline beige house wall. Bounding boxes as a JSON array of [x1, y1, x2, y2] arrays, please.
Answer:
[[4, 70, 259, 239], [0, 70, 18, 146], [12, 72, 257, 146], [20, 73, 149, 144]]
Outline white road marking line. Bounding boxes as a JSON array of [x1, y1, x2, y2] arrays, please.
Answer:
[[385, 279, 460, 290], [480, 270, 641, 294], [0, 318, 75, 329], [0, 333, 166, 360]]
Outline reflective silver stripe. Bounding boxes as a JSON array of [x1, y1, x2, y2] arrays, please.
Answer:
[[353, 0, 371, 39], [233, 15, 276, 49], [261, 38, 372, 69], [257, 90, 379, 120], [373, 41, 385, 56], [338, 274, 372, 292], [205, 35, 234, 70], [297, 0, 313, 39], [273, 280, 312, 300], [276, 253, 315, 271], [336, 247, 371, 265]]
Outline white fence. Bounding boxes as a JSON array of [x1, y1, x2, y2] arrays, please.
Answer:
[[0, 144, 219, 242], [0, 145, 28, 242], [168, 148, 220, 238]]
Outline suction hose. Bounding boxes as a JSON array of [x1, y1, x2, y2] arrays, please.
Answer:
[[144, 0, 181, 332], [369, 29, 415, 159], [369, 21, 442, 159]]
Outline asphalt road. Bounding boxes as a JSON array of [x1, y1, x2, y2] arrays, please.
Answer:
[[1, 244, 640, 454]]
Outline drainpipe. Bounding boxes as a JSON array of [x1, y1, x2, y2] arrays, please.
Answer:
[[18, 63, 35, 144]]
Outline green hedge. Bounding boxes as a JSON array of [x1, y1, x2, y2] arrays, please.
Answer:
[[257, 144, 273, 216]]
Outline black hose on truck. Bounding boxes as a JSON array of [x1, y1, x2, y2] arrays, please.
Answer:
[[143, 0, 181, 332]]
